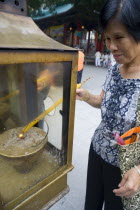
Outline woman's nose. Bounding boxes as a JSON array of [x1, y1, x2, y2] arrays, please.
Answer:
[[109, 41, 118, 51]]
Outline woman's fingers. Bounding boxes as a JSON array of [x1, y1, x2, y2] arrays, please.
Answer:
[[118, 173, 128, 187], [76, 89, 85, 99], [113, 168, 140, 198]]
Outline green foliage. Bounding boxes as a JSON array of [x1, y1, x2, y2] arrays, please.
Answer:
[[28, 0, 106, 20], [28, 0, 74, 17], [28, 0, 74, 10]]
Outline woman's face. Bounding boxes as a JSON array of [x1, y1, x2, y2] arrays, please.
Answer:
[[104, 21, 140, 64]]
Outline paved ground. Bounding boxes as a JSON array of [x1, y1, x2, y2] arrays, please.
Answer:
[[49, 65, 108, 210]]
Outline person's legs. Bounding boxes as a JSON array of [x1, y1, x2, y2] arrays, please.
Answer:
[[97, 59, 100, 66], [77, 69, 83, 84], [103, 160, 124, 210], [103, 61, 105, 68], [95, 58, 98, 66], [98, 59, 101, 67], [84, 145, 104, 210]]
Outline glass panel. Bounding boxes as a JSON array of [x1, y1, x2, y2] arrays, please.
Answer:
[[0, 62, 71, 205]]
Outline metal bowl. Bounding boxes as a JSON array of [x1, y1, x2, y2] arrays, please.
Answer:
[[0, 127, 48, 173]]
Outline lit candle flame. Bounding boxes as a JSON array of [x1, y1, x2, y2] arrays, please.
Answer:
[[19, 133, 24, 139]]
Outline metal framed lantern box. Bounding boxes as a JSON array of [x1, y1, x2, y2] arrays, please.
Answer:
[[0, 1, 78, 209]]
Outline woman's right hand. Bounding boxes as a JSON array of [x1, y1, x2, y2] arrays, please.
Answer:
[[76, 89, 104, 108], [76, 88, 87, 100]]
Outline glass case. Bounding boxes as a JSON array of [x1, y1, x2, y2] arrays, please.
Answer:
[[0, 61, 73, 205]]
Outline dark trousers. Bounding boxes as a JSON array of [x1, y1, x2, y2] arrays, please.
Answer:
[[77, 69, 83, 84], [85, 144, 124, 210]]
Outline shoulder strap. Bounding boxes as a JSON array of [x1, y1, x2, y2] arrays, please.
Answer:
[[136, 94, 140, 126]]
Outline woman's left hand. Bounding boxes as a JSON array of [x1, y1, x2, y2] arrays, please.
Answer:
[[113, 166, 140, 198]]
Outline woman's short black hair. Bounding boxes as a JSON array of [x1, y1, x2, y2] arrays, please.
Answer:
[[100, 0, 140, 42]]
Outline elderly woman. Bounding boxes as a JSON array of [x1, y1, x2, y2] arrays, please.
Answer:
[[76, 0, 140, 209]]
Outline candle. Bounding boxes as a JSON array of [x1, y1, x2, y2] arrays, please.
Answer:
[[19, 75, 94, 135], [20, 98, 63, 134], [0, 90, 19, 102]]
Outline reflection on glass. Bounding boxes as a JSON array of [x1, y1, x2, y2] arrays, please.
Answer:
[[0, 62, 71, 205]]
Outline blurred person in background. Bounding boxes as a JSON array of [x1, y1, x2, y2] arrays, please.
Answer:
[[77, 49, 85, 84], [109, 52, 116, 67], [103, 53, 109, 68], [100, 53, 105, 67], [95, 51, 101, 67]]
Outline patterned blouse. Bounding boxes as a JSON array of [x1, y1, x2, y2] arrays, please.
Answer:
[[92, 64, 140, 167]]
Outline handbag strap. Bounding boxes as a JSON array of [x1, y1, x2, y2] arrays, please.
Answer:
[[136, 93, 140, 126]]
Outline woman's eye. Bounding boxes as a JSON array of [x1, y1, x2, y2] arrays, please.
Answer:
[[104, 37, 110, 42], [116, 36, 123, 40]]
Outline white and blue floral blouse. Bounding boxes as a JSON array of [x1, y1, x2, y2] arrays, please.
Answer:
[[92, 64, 140, 167]]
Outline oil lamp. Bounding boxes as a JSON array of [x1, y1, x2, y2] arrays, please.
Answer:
[[0, 0, 78, 209]]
